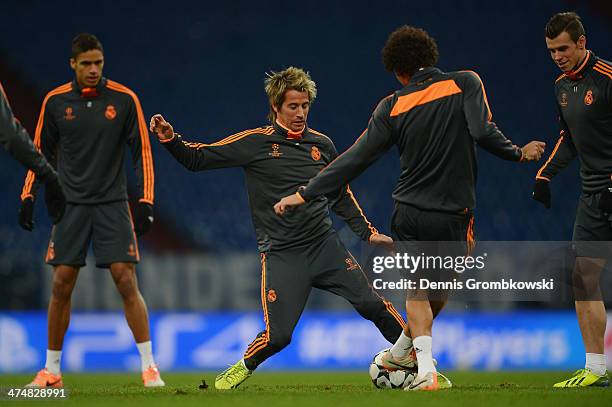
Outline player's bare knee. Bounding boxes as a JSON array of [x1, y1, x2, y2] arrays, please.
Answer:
[[51, 281, 73, 302], [50, 266, 78, 302], [116, 275, 140, 300], [572, 258, 603, 300], [110, 264, 140, 300]]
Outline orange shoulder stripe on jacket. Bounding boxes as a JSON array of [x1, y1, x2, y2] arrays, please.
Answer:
[[308, 128, 334, 144], [308, 128, 327, 137], [204, 127, 266, 146], [536, 132, 565, 180], [186, 126, 273, 149], [207, 126, 273, 146], [555, 73, 567, 83], [390, 79, 462, 117], [20, 83, 72, 200], [595, 61, 612, 73], [183, 127, 265, 148], [593, 65, 612, 80], [462, 71, 493, 121], [106, 80, 155, 203]]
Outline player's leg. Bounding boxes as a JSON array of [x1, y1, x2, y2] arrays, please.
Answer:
[[47, 266, 80, 356], [27, 204, 91, 388], [309, 232, 406, 343], [574, 257, 606, 355], [397, 203, 467, 390], [109, 263, 150, 344], [554, 194, 609, 387], [215, 250, 311, 390], [92, 201, 163, 387]]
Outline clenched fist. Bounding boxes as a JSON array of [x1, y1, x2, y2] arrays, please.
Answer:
[[149, 114, 174, 141], [521, 141, 546, 161]]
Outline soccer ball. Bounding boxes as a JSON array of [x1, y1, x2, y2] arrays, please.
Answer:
[[369, 348, 416, 389]]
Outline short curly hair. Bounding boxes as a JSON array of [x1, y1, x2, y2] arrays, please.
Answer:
[[382, 26, 439, 76]]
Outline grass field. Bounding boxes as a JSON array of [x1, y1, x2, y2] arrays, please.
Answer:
[[0, 371, 610, 406]]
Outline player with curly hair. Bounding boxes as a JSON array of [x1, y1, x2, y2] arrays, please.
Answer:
[[275, 26, 545, 390]]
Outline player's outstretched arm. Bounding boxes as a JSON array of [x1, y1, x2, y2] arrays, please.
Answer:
[[150, 114, 207, 171], [461, 71, 547, 162], [150, 114, 255, 171]]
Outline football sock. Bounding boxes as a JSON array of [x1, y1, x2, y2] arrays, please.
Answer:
[[413, 336, 436, 376], [136, 341, 156, 371], [585, 353, 607, 376], [390, 331, 413, 359], [45, 350, 62, 375]]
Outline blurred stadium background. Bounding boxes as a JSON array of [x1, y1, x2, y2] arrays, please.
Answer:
[[1, 0, 611, 374]]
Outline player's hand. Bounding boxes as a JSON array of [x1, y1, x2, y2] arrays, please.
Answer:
[[532, 179, 551, 209], [18, 197, 35, 231], [521, 141, 546, 161], [134, 202, 154, 236], [598, 184, 612, 214], [149, 114, 174, 141], [44, 177, 66, 224], [274, 193, 306, 216], [369, 233, 395, 253]]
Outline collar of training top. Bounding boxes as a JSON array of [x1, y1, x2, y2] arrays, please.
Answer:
[[564, 51, 596, 81], [273, 120, 308, 139], [71, 77, 107, 98], [408, 67, 442, 86]]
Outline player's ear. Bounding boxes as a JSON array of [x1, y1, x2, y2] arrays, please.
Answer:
[[69, 58, 76, 70], [577, 35, 586, 50]]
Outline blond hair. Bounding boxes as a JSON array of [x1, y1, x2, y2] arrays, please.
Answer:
[[264, 67, 317, 122]]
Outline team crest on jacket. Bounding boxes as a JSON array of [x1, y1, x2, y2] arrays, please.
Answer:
[[311, 146, 321, 161], [267, 289, 277, 303], [64, 106, 76, 120], [269, 143, 283, 158], [559, 92, 568, 107], [105, 105, 117, 120], [584, 90, 594, 106]]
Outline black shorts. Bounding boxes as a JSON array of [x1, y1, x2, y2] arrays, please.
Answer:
[[391, 201, 470, 247], [572, 192, 612, 259], [390, 202, 471, 295], [45, 201, 139, 268]]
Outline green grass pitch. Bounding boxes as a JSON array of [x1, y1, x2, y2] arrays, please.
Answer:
[[0, 371, 610, 406]]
